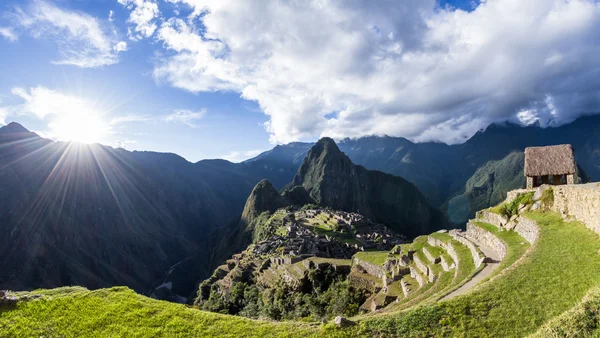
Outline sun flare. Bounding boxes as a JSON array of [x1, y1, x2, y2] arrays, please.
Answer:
[[49, 113, 107, 144]]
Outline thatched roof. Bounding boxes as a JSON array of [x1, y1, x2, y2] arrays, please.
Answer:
[[524, 144, 576, 177]]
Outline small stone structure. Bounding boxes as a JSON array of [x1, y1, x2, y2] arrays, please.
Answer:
[[524, 144, 578, 189]]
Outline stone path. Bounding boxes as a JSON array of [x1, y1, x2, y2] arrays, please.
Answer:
[[440, 237, 502, 300]]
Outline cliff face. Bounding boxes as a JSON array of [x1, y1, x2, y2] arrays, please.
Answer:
[[285, 137, 446, 237]]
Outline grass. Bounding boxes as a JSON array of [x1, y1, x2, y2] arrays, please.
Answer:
[[353, 251, 390, 266], [4, 212, 600, 337], [530, 285, 600, 337], [0, 287, 328, 337], [472, 221, 530, 282], [356, 212, 600, 337], [490, 191, 534, 218]]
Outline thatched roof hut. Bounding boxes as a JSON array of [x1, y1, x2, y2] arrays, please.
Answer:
[[524, 144, 576, 177], [524, 144, 577, 188]]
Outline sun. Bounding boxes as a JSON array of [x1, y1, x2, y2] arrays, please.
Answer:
[[49, 113, 107, 144]]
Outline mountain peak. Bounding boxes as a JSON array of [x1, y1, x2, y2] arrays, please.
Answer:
[[0, 122, 30, 134], [240, 179, 287, 227]]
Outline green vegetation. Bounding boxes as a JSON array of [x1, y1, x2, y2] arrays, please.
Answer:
[[446, 151, 525, 224], [300, 204, 321, 211], [357, 212, 600, 337], [0, 287, 322, 338], [6, 211, 600, 337], [540, 187, 554, 209], [490, 191, 534, 218], [252, 211, 286, 242], [531, 285, 600, 337], [353, 251, 390, 266], [196, 265, 366, 322]]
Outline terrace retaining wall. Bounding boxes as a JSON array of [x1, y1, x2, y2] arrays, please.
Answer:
[[466, 222, 507, 260], [514, 216, 539, 244], [551, 185, 600, 235], [449, 230, 485, 268]]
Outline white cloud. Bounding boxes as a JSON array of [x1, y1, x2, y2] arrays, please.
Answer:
[[118, 0, 160, 39], [110, 114, 152, 125], [222, 149, 264, 163], [108, 10, 115, 22], [163, 108, 205, 127], [113, 41, 129, 52], [14, 0, 123, 68], [0, 27, 18, 42], [126, 0, 600, 144]]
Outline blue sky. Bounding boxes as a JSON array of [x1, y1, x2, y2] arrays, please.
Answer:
[[1, 0, 599, 162]]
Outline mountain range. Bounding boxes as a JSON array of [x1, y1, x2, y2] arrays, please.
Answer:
[[1, 115, 600, 301]]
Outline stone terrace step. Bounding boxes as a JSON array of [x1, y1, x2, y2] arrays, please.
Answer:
[[449, 230, 486, 268]]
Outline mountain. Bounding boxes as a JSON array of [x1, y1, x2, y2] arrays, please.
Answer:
[[0, 123, 267, 299], [246, 115, 600, 218], [283, 137, 445, 237], [3, 114, 600, 302]]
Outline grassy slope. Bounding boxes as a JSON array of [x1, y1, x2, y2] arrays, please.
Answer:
[[356, 213, 600, 337], [3, 212, 600, 337], [0, 287, 330, 338]]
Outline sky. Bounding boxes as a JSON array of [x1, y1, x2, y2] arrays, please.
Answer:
[[0, 0, 599, 162]]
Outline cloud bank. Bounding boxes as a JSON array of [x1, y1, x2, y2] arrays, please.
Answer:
[[126, 0, 600, 144]]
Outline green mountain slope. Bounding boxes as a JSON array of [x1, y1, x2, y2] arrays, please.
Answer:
[[285, 137, 445, 237]]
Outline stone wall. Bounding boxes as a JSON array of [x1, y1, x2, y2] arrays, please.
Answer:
[[551, 185, 600, 235], [427, 236, 459, 272], [514, 216, 539, 244], [439, 256, 452, 272], [476, 210, 508, 228], [465, 222, 507, 260], [410, 267, 426, 287], [422, 247, 440, 264], [353, 258, 386, 279], [413, 255, 429, 277], [449, 230, 485, 268]]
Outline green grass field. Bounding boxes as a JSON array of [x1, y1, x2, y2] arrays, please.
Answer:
[[3, 212, 600, 337]]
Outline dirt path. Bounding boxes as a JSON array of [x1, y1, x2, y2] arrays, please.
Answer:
[[440, 238, 502, 300]]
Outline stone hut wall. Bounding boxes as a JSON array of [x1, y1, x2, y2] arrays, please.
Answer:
[[465, 222, 507, 260], [551, 185, 600, 235], [514, 216, 539, 244]]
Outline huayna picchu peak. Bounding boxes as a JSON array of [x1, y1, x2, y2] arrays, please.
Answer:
[[284, 137, 446, 237]]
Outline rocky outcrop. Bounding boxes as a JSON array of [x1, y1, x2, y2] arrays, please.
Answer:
[[240, 180, 288, 228]]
